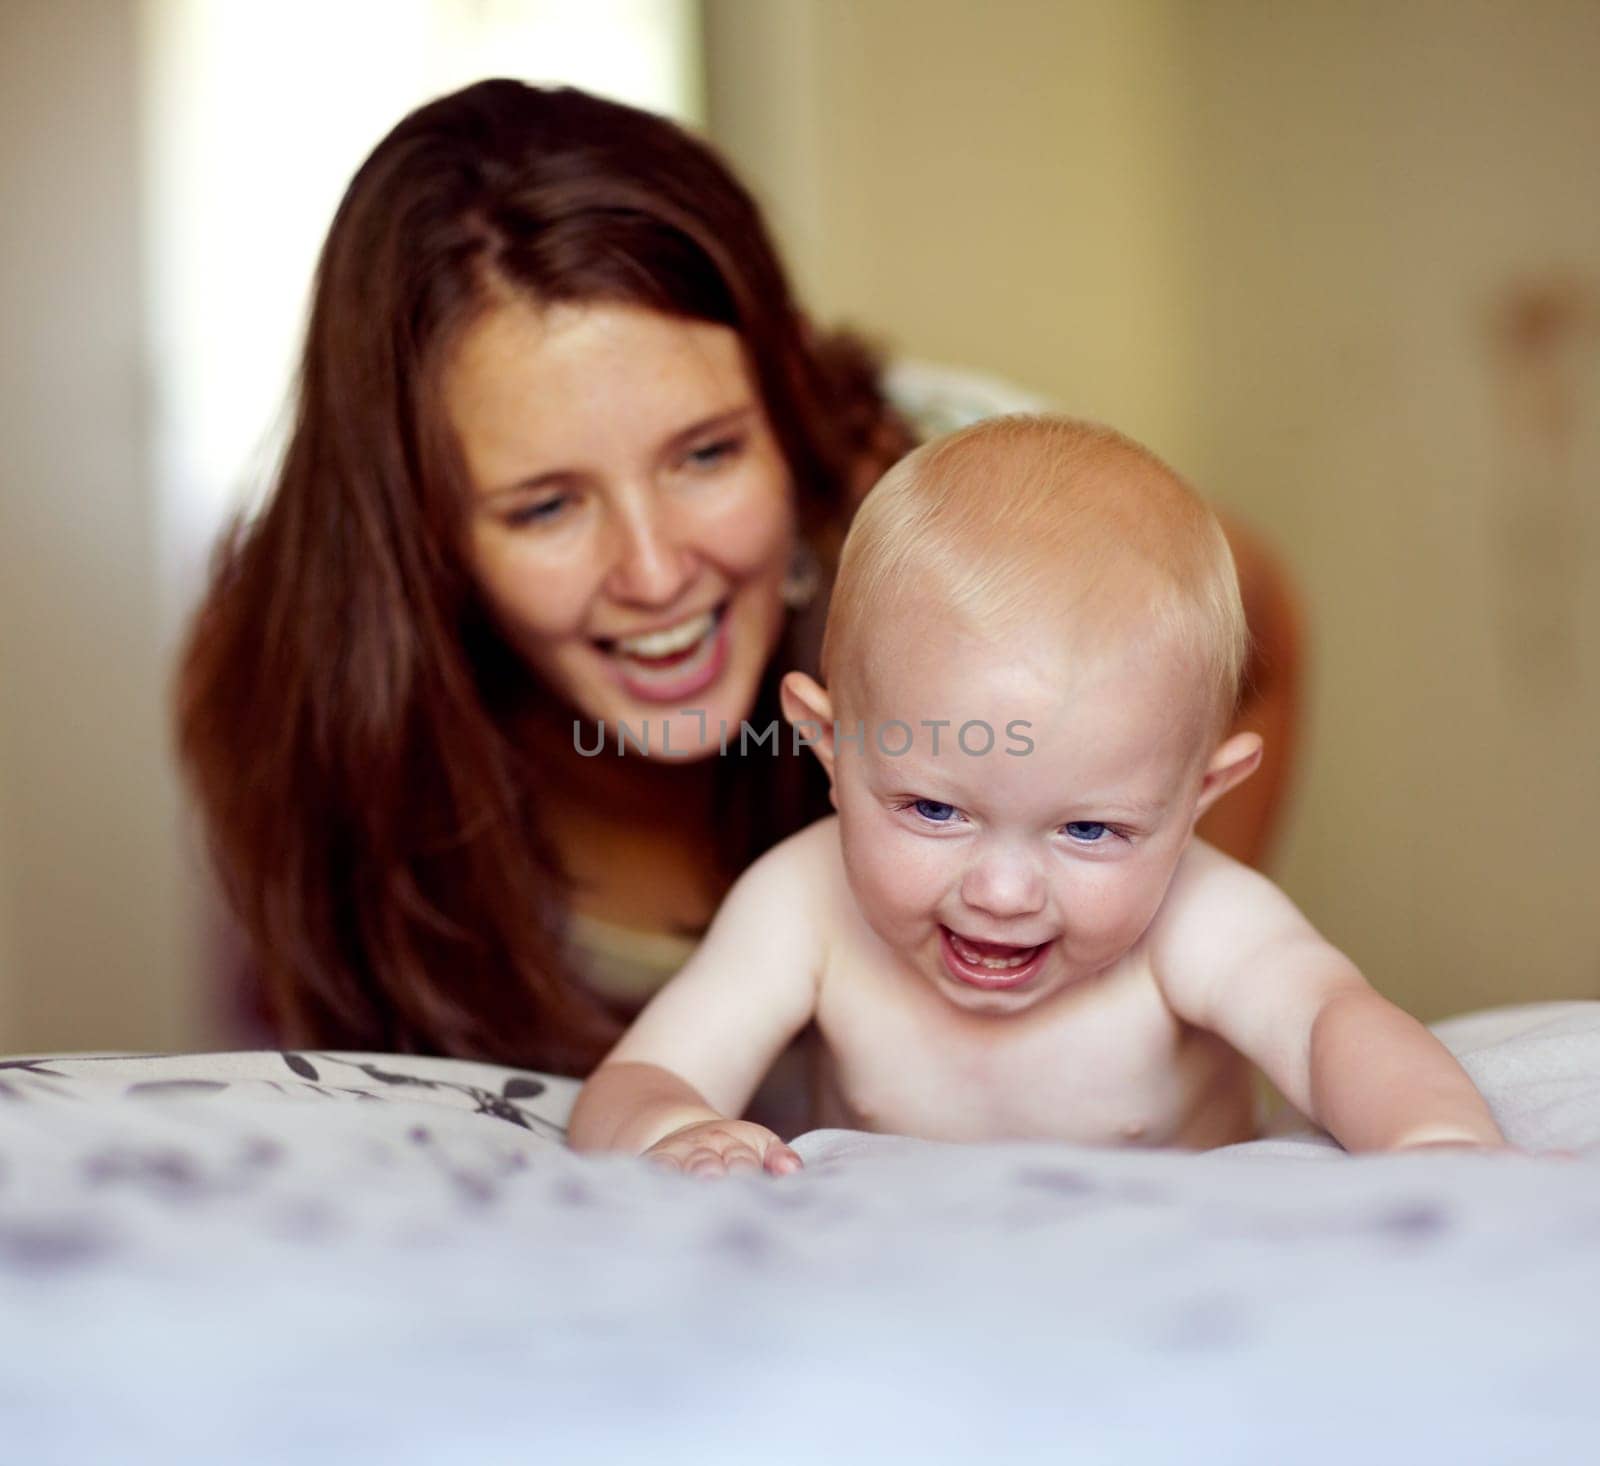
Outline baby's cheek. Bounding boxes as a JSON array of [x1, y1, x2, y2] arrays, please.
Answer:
[[1072, 867, 1169, 953], [869, 868, 926, 929], [844, 825, 934, 941], [853, 848, 946, 944]]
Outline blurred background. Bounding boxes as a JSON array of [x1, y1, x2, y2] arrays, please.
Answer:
[[1, 0, 1596, 1055]]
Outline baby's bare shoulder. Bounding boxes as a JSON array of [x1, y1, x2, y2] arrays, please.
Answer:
[[1149, 839, 1325, 1015], [742, 813, 835, 876], [767, 814, 844, 890], [1158, 838, 1318, 960], [1159, 838, 1298, 928], [740, 816, 852, 934]]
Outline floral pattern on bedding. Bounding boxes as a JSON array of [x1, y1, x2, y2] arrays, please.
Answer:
[[0, 1049, 575, 1137], [0, 1051, 580, 1274]]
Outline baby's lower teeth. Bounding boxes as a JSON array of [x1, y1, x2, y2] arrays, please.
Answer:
[[955, 938, 1032, 970]]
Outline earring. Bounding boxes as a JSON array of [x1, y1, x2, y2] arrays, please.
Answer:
[[781, 540, 822, 612]]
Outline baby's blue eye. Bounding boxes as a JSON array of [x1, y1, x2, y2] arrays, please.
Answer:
[[1064, 821, 1109, 842], [913, 799, 957, 823]]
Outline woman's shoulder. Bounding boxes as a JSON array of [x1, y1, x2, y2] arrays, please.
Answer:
[[880, 359, 1055, 440]]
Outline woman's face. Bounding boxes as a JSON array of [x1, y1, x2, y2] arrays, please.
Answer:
[[448, 299, 796, 760]]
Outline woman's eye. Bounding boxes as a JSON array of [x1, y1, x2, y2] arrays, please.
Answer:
[[911, 799, 959, 823], [505, 494, 570, 528], [683, 436, 743, 471], [1063, 821, 1110, 842]]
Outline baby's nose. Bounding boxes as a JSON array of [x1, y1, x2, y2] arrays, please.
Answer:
[[959, 847, 1047, 919]]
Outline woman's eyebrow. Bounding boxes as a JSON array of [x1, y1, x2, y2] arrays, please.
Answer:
[[658, 403, 756, 458], [483, 466, 580, 502]]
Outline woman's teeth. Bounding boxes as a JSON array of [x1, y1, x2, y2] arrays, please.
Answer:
[[614, 610, 717, 661], [950, 933, 1040, 970]]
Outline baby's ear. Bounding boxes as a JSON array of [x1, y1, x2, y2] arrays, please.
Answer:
[[1193, 731, 1263, 822], [779, 671, 838, 784]]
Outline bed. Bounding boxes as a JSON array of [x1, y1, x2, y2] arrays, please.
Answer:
[[2, 1002, 1598, 1463]]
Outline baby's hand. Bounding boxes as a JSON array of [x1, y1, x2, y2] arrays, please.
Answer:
[[644, 1119, 802, 1178]]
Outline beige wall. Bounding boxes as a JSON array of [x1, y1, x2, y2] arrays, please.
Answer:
[[706, 0, 1203, 466], [0, 0, 202, 1052], [705, 0, 1600, 1018], [0, 782, 12, 1039], [1181, 1, 1600, 1014]]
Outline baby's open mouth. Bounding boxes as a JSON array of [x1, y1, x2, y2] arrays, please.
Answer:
[[940, 926, 1053, 990]]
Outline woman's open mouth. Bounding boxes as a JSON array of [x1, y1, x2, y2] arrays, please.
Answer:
[[598, 602, 730, 703], [939, 926, 1053, 991]]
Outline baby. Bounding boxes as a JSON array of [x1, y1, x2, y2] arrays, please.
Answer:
[[569, 416, 1504, 1173]]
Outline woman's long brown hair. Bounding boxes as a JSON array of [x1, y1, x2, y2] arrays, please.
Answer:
[[176, 81, 909, 1073]]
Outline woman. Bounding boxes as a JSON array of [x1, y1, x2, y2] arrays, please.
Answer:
[[178, 80, 1298, 1076]]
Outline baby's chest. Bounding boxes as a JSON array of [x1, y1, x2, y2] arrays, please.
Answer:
[[817, 968, 1209, 1146]]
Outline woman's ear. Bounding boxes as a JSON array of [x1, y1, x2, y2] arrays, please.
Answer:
[[1193, 732, 1264, 822], [780, 671, 837, 784]]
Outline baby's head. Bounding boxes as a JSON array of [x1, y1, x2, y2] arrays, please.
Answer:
[[824, 414, 1248, 743], [781, 415, 1262, 1013]]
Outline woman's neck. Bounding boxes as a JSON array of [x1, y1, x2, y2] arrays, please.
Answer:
[[520, 702, 720, 829], [514, 699, 730, 936]]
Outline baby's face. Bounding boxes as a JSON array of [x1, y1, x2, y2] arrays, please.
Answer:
[[831, 622, 1213, 1016]]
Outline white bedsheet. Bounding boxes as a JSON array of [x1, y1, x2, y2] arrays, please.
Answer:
[[1, 1004, 1598, 1464]]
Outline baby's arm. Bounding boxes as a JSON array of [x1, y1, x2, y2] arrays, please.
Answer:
[[567, 827, 828, 1175], [1152, 847, 1504, 1152]]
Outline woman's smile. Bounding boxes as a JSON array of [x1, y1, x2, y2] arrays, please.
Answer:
[[600, 602, 731, 704]]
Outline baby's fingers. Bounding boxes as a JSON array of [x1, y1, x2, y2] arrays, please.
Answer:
[[686, 1138, 765, 1178], [713, 1134, 769, 1175], [641, 1123, 797, 1179], [684, 1146, 733, 1177], [722, 1146, 763, 1175], [763, 1141, 803, 1176]]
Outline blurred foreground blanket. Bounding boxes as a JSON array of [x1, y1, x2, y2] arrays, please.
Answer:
[[1, 1003, 1598, 1465]]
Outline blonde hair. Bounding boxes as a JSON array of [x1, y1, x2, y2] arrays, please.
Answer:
[[822, 415, 1249, 734]]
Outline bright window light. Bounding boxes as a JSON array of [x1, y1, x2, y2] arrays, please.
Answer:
[[140, 0, 703, 616]]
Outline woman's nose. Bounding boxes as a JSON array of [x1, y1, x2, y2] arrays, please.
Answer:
[[605, 500, 695, 606], [959, 846, 1047, 921]]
